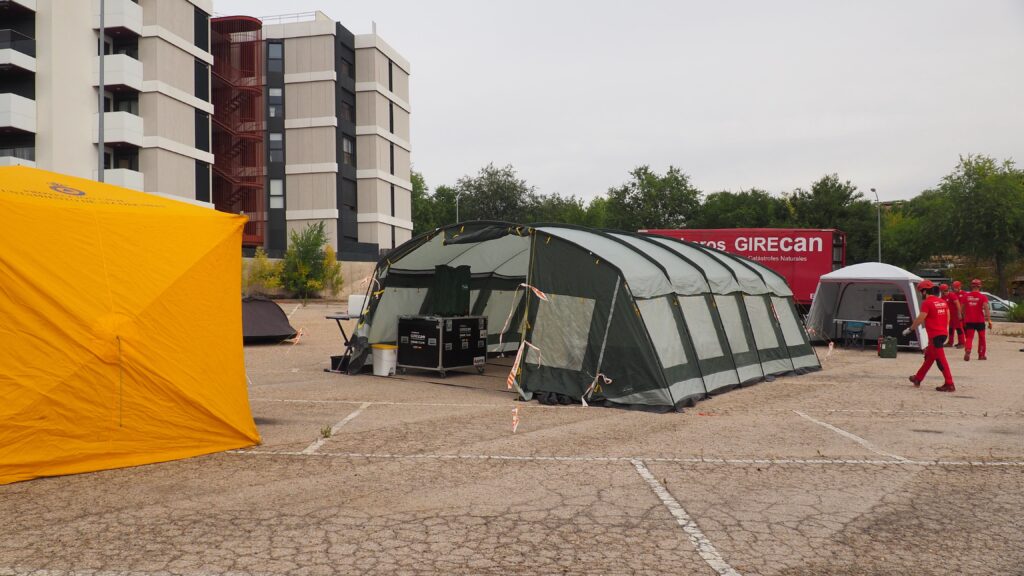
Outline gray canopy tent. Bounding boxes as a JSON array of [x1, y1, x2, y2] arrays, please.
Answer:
[[351, 222, 819, 409]]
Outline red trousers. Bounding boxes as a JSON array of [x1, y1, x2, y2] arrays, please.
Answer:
[[916, 334, 954, 385], [964, 323, 987, 358], [948, 318, 964, 346]]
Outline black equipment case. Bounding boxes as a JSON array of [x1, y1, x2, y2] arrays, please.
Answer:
[[397, 315, 487, 377]]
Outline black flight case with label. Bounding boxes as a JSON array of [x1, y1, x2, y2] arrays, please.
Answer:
[[397, 315, 488, 377]]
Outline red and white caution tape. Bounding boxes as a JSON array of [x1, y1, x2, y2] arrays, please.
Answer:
[[506, 340, 541, 391], [582, 373, 612, 407], [497, 283, 549, 355]]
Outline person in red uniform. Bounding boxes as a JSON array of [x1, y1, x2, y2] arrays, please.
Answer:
[[962, 278, 992, 361], [905, 280, 955, 392], [947, 280, 966, 348]]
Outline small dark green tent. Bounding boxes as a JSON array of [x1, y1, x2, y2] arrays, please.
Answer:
[[354, 222, 819, 409]]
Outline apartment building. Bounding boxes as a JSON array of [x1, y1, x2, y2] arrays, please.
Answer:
[[259, 11, 412, 260], [0, 0, 215, 202]]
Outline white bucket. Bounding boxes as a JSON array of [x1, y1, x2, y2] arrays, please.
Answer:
[[371, 344, 397, 377], [348, 294, 367, 317]]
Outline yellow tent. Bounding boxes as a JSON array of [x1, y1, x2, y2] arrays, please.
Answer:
[[0, 166, 260, 485]]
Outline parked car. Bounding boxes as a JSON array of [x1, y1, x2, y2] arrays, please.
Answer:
[[982, 291, 1016, 320]]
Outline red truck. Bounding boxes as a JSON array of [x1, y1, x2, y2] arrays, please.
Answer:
[[639, 228, 846, 308]]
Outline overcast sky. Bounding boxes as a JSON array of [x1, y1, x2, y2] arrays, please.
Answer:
[[216, 0, 1024, 202]]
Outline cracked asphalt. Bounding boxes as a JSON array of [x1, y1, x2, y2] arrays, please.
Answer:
[[2, 302, 1022, 575]]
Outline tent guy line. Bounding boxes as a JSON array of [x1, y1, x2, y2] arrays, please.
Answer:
[[793, 410, 909, 461], [225, 450, 1024, 467], [632, 458, 742, 576], [299, 402, 372, 454]]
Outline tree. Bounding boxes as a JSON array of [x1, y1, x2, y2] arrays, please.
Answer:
[[453, 164, 538, 223], [527, 192, 589, 225], [789, 174, 876, 263], [280, 221, 328, 302], [936, 155, 1024, 294], [583, 196, 609, 228], [691, 189, 792, 228], [604, 166, 701, 231], [321, 245, 343, 298], [410, 170, 439, 235]]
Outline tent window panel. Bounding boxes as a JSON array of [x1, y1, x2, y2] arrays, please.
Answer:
[[744, 295, 780, 349], [469, 290, 481, 312], [677, 296, 723, 359], [637, 297, 688, 369], [484, 289, 523, 337], [367, 287, 429, 343], [772, 296, 806, 347], [526, 294, 595, 371], [714, 295, 750, 353]]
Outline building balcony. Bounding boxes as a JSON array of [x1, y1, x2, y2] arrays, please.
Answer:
[[0, 0, 36, 15], [0, 145, 34, 166], [0, 46, 34, 73], [0, 92, 35, 133], [0, 29, 34, 58], [95, 168, 144, 190], [92, 111, 143, 147], [92, 0, 142, 38], [93, 54, 142, 92]]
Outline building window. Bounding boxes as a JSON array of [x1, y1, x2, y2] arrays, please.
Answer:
[[194, 60, 209, 102], [268, 87, 282, 104], [267, 42, 282, 73], [269, 132, 283, 163], [194, 110, 210, 152], [342, 136, 354, 166], [113, 149, 139, 171], [390, 184, 395, 217], [389, 102, 394, 133], [340, 100, 354, 123], [388, 60, 393, 92], [194, 7, 210, 53], [269, 178, 284, 209], [195, 160, 210, 203], [339, 59, 352, 79], [389, 143, 395, 175], [268, 104, 281, 118], [391, 225, 396, 249]]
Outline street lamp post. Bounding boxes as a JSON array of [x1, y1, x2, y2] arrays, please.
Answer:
[[870, 187, 881, 262], [455, 190, 463, 223]]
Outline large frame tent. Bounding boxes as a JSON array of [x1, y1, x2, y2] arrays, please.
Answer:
[[805, 262, 925, 349], [353, 222, 819, 409]]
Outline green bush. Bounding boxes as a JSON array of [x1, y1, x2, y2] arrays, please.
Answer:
[[243, 246, 282, 296], [280, 221, 328, 301], [1006, 303, 1024, 323], [322, 245, 343, 298]]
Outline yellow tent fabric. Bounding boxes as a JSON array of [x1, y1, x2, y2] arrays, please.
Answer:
[[0, 166, 260, 485]]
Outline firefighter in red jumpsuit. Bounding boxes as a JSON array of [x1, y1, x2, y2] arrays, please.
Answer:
[[946, 278, 962, 344], [906, 280, 955, 392], [962, 278, 992, 361]]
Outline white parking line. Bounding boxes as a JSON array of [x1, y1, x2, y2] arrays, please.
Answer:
[[227, 450, 1024, 467], [793, 410, 908, 461], [249, 399, 1023, 417], [300, 402, 372, 454], [632, 459, 741, 576]]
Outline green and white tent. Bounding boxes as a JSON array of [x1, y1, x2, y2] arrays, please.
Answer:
[[354, 222, 819, 409]]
